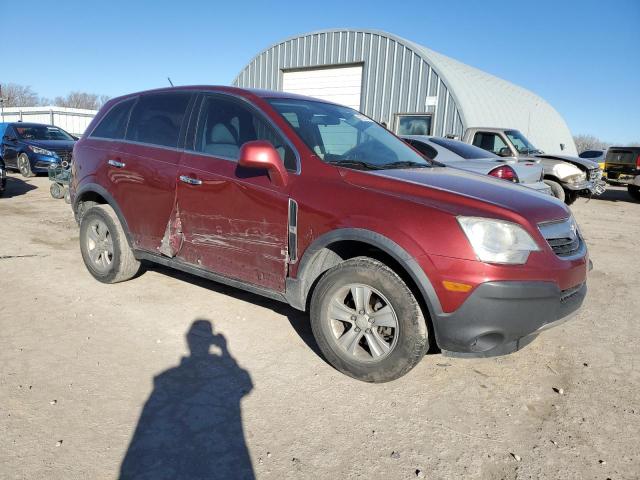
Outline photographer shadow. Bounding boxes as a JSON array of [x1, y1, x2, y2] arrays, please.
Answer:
[[119, 319, 254, 480]]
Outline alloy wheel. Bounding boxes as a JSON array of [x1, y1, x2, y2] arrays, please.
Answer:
[[326, 283, 399, 362], [85, 218, 114, 273]]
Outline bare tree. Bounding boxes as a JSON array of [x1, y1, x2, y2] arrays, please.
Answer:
[[53, 91, 110, 110], [573, 134, 610, 153], [0, 83, 41, 107]]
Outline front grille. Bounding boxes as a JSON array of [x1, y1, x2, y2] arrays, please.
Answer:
[[547, 236, 580, 257], [52, 149, 72, 164], [588, 167, 601, 181], [560, 283, 583, 303], [538, 217, 582, 258]]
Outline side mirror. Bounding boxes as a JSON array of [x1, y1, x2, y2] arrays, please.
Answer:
[[497, 147, 512, 157], [238, 140, 288, 187], [3, 135, 15, 142]]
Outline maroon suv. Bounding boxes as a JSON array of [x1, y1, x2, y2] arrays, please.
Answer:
[[70, 86, 589, 382]]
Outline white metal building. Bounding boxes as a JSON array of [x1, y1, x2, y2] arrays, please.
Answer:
[[0, 106, 97, 136], [234, 29, 576, 155]]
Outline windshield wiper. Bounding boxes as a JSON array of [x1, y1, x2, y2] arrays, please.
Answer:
[[382, 160, 430, 169], [326, 159, 383, 170]]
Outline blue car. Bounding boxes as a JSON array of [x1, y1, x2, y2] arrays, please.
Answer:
[[0, 122, 76, 177]]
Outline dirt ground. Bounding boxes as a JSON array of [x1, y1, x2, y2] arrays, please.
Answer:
[[1, 173, 638, 480]]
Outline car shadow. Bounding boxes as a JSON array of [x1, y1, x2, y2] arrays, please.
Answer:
[[146, 264, 322, 358], [590, 185, 638, 204], [119, 319, 255, 480], [2, 174, 38, 198]]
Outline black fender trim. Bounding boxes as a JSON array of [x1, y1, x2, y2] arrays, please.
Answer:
[[284, 228, 443, 320], [73, 183, 135, 249]]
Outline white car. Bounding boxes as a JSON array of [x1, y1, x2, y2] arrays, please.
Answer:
[[402, 135, 553, 196]]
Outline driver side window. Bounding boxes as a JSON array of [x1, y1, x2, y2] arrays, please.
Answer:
[[317, 119, 359, 157], [472, 132, 508, 154], [195, 96, 297, 171]]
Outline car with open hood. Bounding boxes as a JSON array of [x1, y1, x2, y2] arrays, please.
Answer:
[[460, 127, 606, 204], [70, 87, 589, 382]]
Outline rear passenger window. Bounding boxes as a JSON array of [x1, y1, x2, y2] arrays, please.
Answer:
[[126, 93, 190, 148], [407, 139, 438, 159], [194, 95, 297, 171], [90, 98, 135, 140]]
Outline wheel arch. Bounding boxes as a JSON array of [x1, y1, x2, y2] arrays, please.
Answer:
[[285, 228, 442, 322], [74, 183, 134, 249]]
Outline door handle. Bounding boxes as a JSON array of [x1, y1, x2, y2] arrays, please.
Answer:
[[107, 159, 126, 168], [179, 175, 202, 186]]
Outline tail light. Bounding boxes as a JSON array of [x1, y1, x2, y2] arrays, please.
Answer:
[[489, 165, 519, 183], [636, 154, 640, 170]]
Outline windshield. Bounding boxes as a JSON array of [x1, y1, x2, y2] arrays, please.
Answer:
[[505, 130, 542, 154], [267, 99, 430, 170], [14, 125, 75, 141], [429, 137, 498, 160]]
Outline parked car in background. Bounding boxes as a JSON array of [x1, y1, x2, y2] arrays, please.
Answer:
[[579, 149, 607, 172], [0, 122, 75, 177], [0, 155, 6, 196], [402, 135, 552, 196], [458, 127, 606, 204], [604, 146, 640, 201], [71, 86, 589, 382]]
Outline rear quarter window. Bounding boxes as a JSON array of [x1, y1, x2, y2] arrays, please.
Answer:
[[90, 98, 136, 140], [126, 93, 191, 148]]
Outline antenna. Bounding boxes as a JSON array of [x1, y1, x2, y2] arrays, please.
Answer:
[[167, 77, 174, 87]]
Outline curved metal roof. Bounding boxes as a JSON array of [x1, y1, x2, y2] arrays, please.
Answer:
[[235, 29, 576, 154]]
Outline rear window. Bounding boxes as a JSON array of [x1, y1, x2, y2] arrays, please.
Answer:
[[91, 98, 136, 140], [126, 93, 191, 148], [406, 139, 438, 159], [606, 149, 638, 164], [579, 150, 603, 159], [430, 137, 497, 159]]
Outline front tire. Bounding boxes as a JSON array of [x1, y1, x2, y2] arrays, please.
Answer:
[[628, 185, 640, 202], [310, 257, 428, 383], [18, 153, 34, 177], [79, 204, 141, 283], [564, 190, 578, 205]]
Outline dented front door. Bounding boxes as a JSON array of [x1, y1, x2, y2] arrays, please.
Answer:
[[174, 151, 289, 292]]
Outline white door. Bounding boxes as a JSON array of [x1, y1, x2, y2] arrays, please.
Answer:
[[282, 65, 363, 110]]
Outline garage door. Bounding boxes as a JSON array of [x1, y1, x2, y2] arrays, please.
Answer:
[[282, 65, 363, 110]]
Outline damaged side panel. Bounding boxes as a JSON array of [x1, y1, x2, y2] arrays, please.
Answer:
[[158, 201, 184, 257]]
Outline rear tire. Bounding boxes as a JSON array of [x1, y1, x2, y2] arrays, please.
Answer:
[[544, 179, 565, 202], [310, 257, 428, 383], [79, 204, 141, 283], [628, 185, 640, 202]]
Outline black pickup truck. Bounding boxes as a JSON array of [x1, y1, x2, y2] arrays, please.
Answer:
[[604, 147, 640, 201]]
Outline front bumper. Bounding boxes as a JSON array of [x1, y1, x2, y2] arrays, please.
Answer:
[[606, 172, 639, 185], [433, 280, 587, 357]]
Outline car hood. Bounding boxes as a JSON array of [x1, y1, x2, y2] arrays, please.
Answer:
[[535, 154, 598, 171], [23, 139, 75, 150], [339, 166, 569, 224]]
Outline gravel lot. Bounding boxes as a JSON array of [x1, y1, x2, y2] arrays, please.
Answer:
[[1, 173, 639, 479]]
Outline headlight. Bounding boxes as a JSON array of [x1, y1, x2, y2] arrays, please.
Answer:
[[457, 217, 540, 264], [565, 172, 587, 184], [28, 145, 56, 156]]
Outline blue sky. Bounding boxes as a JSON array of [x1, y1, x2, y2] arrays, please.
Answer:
[[3, 0, 639, 144]]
